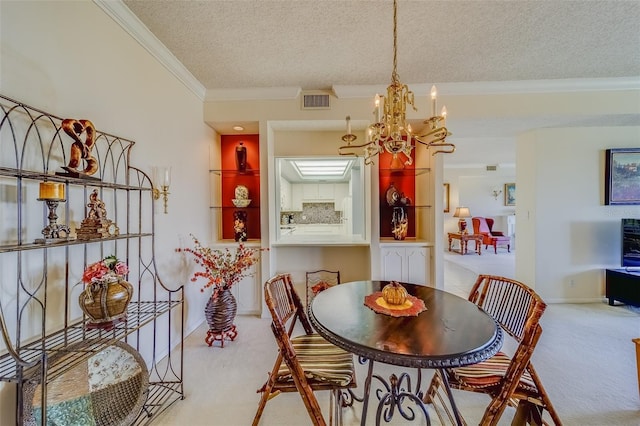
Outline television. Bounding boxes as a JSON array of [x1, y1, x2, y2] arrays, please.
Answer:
[[621, 218, 640, 267]]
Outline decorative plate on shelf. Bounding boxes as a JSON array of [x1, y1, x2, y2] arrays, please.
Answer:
[[386, 183, 400, 206], [234, 185, 249, 200], [24, 340, 149, 426], [232, 198, 251, 208]]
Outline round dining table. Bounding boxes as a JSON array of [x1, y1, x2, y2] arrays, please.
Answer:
[[309, 280, 503, 426]]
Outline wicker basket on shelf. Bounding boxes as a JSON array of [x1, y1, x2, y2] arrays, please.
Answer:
[[23, 340, 149, 426]]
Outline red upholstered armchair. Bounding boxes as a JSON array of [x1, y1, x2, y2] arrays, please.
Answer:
[[472, 217, 511, 254]]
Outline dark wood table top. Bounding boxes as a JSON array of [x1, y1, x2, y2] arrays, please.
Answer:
[[309, 280, 503, 369]]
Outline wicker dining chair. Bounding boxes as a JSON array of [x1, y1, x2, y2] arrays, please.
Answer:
[[305, 270, 341, 308], [253, 273, 356, 426], [426, 274, 562, 426]]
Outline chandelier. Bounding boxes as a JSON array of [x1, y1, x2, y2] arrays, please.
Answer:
[[339, 0, 454, 167]]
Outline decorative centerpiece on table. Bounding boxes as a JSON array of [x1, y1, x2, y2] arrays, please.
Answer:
[[364, 281, 426, 317], [78, 255, 133, 330], [177, 234, 267, 347]]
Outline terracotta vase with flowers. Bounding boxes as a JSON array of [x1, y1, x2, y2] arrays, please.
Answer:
[[79, 255, 133, 330], [177, 234, 267, 347]]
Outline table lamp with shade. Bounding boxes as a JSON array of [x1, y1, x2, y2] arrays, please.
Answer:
[[453, 207, 471, 234]]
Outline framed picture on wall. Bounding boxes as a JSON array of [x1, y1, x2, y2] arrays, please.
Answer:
[[505, 183, 516, 206], [605, 148, 640, 205], [443, 183, 450, 213]]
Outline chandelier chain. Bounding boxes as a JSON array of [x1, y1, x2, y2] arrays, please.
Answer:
[[392, 0, 399, 83]]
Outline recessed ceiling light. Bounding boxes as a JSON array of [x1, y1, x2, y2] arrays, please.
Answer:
[[232, 125, 244, 131], [292, 159, 354, 179]]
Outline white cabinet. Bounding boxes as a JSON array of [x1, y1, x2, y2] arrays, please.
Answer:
[[317, 183, 334, 199], [291, 184, 303, 210], [216, 243, 262, 315], [302, 183, 318, 199], [301, 183, 335, 200], [230, 266, 261, 314], [381, 244, 430, 285], [280, 177, 292, 210], [333, 183, 349, 211]]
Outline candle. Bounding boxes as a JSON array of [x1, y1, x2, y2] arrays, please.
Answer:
[[441, 106, 448, 126], [39, 182, 65, 200], [375, 94, 382, 122], [430, 85, 437, 117], [346, 115, 352, 135], [163, 167, 171, 187]]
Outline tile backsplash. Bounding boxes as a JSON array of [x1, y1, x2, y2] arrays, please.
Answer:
[[282, 202, 341, 224]]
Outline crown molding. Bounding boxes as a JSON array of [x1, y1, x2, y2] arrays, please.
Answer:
[[94, 0, 206, 101], [205, 77, 640, 102], [444, 163, 516, 170], [334, 77, 640, 99]]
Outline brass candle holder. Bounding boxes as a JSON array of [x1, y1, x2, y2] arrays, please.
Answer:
[[36, 182, 71, 243]]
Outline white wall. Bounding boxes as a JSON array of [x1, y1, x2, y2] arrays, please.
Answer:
[[517, 126, 640, 303], [0, 2, 213, 421]]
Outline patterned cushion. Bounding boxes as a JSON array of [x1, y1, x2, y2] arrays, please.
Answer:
[[277, 334, 354, 386], [451, 352, 537, 393], [311, 281, 332, 294]]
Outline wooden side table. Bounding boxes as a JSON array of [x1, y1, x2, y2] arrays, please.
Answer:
[[448, 233, 483, 255]]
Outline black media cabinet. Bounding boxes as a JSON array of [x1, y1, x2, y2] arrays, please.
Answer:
[[605, 268, 640, 307]]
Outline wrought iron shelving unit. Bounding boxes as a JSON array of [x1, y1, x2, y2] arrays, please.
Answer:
[[0, 95, 184, 424]]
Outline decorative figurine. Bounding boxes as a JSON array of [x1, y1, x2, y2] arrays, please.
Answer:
[[56, 118, 100, 180], [76, 189, 119, 240], [233, 211, 248, 242], [235, 141, 247, 172], [392, 207, 408, 240]]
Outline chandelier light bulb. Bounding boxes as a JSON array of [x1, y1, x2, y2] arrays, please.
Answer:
[[430, 85, 437, 116], [441, 106, 447, 125]]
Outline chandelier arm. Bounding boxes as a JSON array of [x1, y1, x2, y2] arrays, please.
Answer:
[[338, 149, 358, 157], [429, 143, 456, 156], [339, 140, 379, 150], [415, 128, 450, 144]]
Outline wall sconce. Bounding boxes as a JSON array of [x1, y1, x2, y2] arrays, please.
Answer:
[[152, 166, 171, 214], [491, 188, 503, 200], [453, 206, 472, 234]]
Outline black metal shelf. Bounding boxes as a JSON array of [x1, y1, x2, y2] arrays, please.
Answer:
[[0, 233, 153, 253], [0, 301, 181, 383], [0, 166, 154, 192]]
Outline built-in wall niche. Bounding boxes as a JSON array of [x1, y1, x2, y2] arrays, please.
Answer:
[[377, 147, 431, 241], [214, 135, 260, 241], [274, 156, 368, 244]]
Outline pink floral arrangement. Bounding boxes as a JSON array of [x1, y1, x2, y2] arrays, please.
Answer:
[[176, 234, 267, 296], [82, 255, 129, 285]]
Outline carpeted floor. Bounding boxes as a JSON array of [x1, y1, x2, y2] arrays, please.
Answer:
[[152, 251, 640, 425]]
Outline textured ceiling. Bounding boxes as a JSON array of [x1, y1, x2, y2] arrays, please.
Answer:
[[123, 0, 640, 91], [120, 0, 640, 166]]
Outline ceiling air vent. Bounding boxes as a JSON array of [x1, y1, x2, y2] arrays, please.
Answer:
[[486, 165, 498, 171], [301, 92, 331, 110]]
